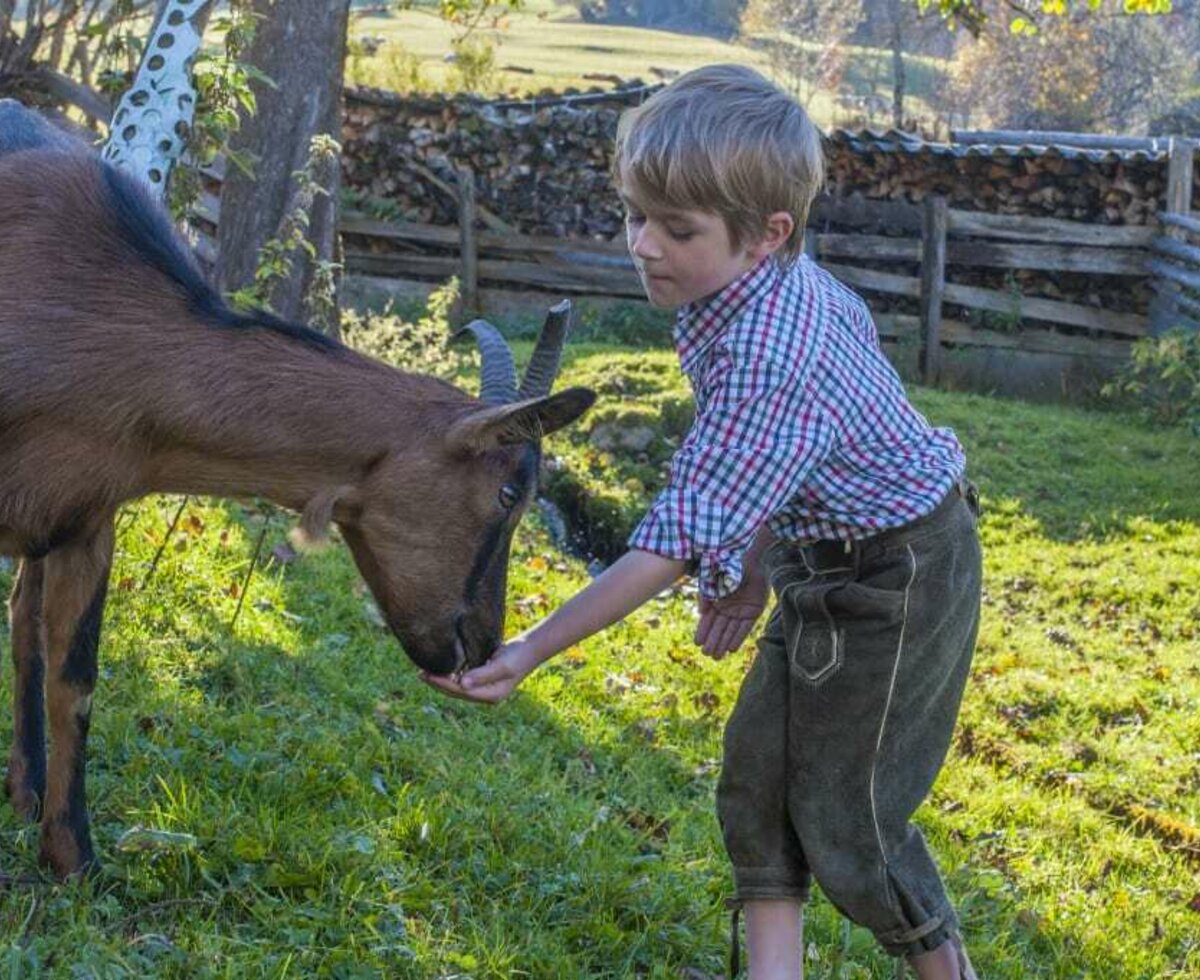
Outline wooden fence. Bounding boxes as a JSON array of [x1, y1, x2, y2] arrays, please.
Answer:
[[330, 179, 1160, 385], [1146, 137, 1200, 334], [197, 136, 1199, 394], [803, 194, 1153, 383]]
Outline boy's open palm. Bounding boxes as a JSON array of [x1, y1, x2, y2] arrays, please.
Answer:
[[695, 570, 768, 659], [419, 640, 540, 704]]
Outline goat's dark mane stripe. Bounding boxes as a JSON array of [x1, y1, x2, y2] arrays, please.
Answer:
[[462, 445, 540, 604], [99, 160, 341, 353]]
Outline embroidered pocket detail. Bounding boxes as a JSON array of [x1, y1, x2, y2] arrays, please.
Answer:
[[779, 580, 844, 686]]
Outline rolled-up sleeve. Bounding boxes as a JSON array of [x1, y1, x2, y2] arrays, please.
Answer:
[[628, 341, 832, 599]]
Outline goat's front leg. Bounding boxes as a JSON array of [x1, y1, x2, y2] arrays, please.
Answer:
[[6, 558, 47, 821], [38, 523, 114, 878]]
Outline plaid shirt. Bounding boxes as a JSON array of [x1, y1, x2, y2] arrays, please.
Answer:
[[628, 255, 966, 599]]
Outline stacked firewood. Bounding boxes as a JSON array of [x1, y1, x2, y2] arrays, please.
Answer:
[[825, 137, 1171, 226], [340, 85, 642, 239], [341, 88, 1189, 235], [336, 89, 1183, 318]]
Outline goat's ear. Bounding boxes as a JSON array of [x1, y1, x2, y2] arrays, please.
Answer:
[[446, 387, 596, 454], [534, 386, 597, 436], [291, 484, 358, 548]]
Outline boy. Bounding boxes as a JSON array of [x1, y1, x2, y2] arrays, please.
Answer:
[[423, 64, 982, 980]]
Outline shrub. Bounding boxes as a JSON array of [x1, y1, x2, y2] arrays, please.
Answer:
[[347, 39, 429, 93], [1103, 329, 1200, 435], [341, 279, 472, 380], [449, 36, 499, 94], [570, 300, 673, 348]]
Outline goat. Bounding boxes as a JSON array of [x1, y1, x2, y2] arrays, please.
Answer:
[[0, 100, 595, 877]]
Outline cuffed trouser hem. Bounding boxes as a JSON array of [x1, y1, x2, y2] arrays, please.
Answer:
[[876, 906, 958, 959], [729, 868, 811, 905], [723, 878, 810, 980]]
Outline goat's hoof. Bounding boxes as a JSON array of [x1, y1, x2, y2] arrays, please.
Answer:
[[4, 769, 43, 823], [38, 822, 97, 881]]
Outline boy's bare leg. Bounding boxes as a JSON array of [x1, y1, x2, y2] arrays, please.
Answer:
[[906, 934, 976, 980], [745, 900, 804, 980]]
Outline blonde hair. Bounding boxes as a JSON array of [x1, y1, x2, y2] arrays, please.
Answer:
[[614, 64, 825, 265]]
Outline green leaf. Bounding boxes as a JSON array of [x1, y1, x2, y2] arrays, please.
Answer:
[[233, 834, 268, 862]]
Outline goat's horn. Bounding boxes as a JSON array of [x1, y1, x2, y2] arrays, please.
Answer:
[[452, 319, 518, 405], [518, 299, 572, 400]]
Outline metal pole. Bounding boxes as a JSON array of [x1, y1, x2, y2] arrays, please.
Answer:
[[102, 0, 216, 200]]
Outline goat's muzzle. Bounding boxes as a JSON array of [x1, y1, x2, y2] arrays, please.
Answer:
[[454, 611, 501, 671]]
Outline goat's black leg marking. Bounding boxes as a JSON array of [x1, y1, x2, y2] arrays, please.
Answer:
[[38, 522, 112, 878], [6, 559, 46, 821]]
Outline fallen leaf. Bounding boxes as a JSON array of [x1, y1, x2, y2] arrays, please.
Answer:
[[116, 826, 198, 853]]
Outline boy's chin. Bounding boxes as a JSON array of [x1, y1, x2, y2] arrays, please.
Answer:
[[641, 279, 686, 309], [645, 292, 680, 310]]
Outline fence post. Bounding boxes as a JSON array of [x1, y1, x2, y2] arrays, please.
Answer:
[[1152, 137, 1197, 334], [919, 194, 948, 385], [802, 224, 819, 262], [456, 165, 480, 315]]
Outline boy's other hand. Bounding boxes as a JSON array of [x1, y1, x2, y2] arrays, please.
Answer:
[[695, 571, 768, 659], [419, 639, 540, 704]]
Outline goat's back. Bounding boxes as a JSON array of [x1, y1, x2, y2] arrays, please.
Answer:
[[0, 151, 175, 403], [0, 99, 83, 157], [0, 148, 344, 417]]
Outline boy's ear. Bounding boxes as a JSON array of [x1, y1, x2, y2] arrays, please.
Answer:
[[753, 210, 797, 259]]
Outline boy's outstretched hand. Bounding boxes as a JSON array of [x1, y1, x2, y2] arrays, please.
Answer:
[[419, 638, 541, 705], [695, 568, 768, 659], [421, 549, 688, 703]]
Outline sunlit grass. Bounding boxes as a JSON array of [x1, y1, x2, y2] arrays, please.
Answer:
[[345, 3, 947, 130], [0, 325, 1197, 976]]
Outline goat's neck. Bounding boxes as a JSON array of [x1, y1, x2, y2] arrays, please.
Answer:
[[141, 340, 458, 512]]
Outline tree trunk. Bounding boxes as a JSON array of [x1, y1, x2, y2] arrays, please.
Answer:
[[0, 2, 17, 69], [889, 0, 906, 131], [216, 0, 351, 334]]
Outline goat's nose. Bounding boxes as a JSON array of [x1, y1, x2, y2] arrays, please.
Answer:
[[452, 615, 469, 672]]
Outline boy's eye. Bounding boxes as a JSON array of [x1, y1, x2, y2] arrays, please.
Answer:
[[626, 212, 645, 225], [668, 228, 694, 241]]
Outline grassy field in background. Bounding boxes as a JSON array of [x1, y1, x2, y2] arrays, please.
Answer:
[[16, 0, 948, 132], [1, 321, 1197, 977], [344, 1, 946, 132]]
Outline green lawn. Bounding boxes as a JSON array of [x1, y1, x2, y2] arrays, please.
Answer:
[[17, 1, 948, 132], [0, 323, 1197, 977], [344, 1, 947, 131]]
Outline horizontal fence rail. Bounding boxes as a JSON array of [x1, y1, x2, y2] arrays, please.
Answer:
[[1148, 139, 1199, 335], [193, 136, 1200, 388], [1150, 212, 1200, 333]]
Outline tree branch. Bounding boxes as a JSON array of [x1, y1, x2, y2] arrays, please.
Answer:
[[29, 64, 112, 122]]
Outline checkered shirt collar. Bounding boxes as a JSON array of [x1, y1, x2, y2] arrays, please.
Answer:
[[673, 256, 783, 375]]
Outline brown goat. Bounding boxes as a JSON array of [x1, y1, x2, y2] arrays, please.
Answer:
[[0, 131, 594, 877]]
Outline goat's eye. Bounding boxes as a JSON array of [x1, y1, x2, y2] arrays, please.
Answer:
[[498, 483, 521, 510]]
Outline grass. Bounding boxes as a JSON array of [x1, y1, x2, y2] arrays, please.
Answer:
[[0, 324, 1198, 976], [14, 1, 948, 133], [344, 1, 947, 131]]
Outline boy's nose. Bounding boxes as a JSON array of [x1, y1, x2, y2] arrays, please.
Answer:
[[630, 225, 663, 262]]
